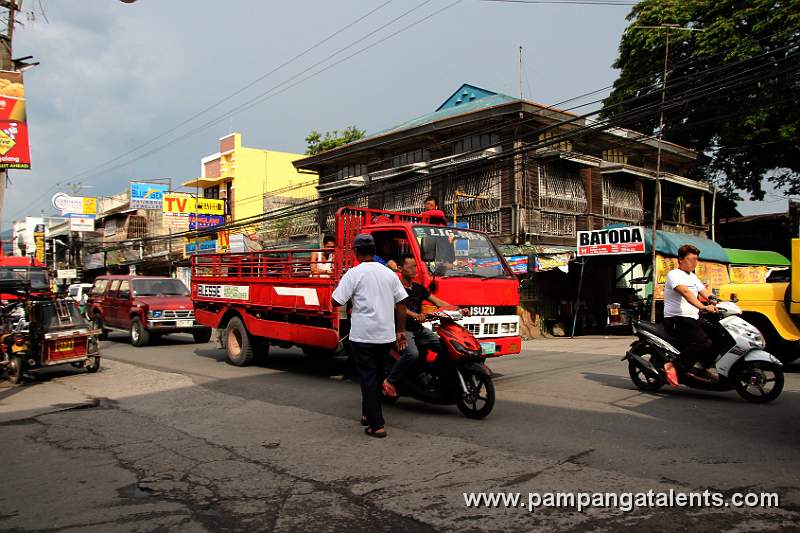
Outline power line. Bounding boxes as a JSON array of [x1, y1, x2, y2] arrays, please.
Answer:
[[480, 0, 636, 5]]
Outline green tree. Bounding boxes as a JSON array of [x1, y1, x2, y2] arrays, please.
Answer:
[[602, 0, 799, 200], [305, 126, 366, 155]]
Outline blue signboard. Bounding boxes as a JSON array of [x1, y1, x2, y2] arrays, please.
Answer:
[[130, 182, 169, 210], [184, 239, 217, 255], [189, 214, 225, 230]]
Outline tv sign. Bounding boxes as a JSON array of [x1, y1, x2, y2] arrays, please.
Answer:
[[577, 226, 646, 256]]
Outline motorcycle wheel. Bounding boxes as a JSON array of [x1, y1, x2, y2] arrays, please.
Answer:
[[735, 361, 783, 403], [6, 355, 24, 385], [628, 353, 664, 392], [456, 370, 495, 419]]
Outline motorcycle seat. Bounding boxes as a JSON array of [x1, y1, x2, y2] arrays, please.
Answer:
[[634, 320, 682, 349]]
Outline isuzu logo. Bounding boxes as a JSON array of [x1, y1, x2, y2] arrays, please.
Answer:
[[469, 306, 496, 316]]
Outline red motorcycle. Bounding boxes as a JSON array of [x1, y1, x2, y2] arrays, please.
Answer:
[[384, 308, 495, 419]]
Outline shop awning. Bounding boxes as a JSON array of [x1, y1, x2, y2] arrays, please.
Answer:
[[644, 230, 729, 263], [724, 248, 790, 266]]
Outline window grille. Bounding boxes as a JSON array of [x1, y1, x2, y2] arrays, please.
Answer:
[[392, 149, 429, 167], [453, 133, 499, 154], [602, 148, 628, 165], [538, 162, 587, 214], [538, 131, 573, 152], [602, 176, 643, 221], [442, 167, 502, 232], [322, 196, 368, 231], [383, 179, 432, 213]]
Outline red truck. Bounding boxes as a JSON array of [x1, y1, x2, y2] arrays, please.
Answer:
[[191, 207, 521, 365], [88, 275, 212, 347]]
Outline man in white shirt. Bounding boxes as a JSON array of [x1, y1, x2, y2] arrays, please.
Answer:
[[332, 233, 408, 438], [663, 244, 718, 383]]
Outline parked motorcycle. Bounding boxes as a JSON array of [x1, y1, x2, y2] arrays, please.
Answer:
[[624, 301, 784, 403], [384, 308, 495, 419]]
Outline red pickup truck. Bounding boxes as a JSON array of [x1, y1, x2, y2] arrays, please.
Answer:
[[87, 275, 212, 347]]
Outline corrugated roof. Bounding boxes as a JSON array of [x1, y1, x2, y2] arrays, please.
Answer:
[[361, 92, 519, 142], [645, 230, 729, 263]]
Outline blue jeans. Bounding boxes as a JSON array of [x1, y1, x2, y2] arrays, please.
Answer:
[[387, 328, 441, 386]]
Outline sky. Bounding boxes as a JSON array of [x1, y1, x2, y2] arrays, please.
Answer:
[[3, 0, 789, 227]]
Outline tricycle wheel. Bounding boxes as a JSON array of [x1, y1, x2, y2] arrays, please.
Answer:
[[193, 329, 213, 343], [93, 315, 108, 340], [6, 355, 24, 384], [85, 355, 101, 373], [225, 317, 254, 366], [130, 317, 150, 347]]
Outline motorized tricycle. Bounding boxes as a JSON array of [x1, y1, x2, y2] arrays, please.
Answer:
[[1, 279, 101, 384]]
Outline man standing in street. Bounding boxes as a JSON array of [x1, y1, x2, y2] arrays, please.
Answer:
[[332, 234, 408, 438], [663, 244, 718, 385]]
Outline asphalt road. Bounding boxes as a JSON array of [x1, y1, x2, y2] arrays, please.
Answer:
[[1, 331, 798, 531], [99, 331, 800, 494]]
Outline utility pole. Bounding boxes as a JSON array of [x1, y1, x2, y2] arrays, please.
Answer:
[[0, 0, 19, 236], [633, 24, 704, 322]]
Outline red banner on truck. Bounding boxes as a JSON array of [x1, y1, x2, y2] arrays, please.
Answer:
[[577, 226, 646, 256], [0, 71, 30, 170]]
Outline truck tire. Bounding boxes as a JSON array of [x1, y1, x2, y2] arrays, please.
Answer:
[[130, 317, 150, 347], [225, 317, 254, 366], [192, 329, 213, 343]]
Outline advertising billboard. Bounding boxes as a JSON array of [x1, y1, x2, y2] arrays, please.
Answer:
[[0, 70, 30, 170], [163, 193, 224, 215], [130, 182, 169, 209], [33, 223, 45, 264], [51, 192, 97, 216]]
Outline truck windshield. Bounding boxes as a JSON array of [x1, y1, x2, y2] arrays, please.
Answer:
[[132, 279, 189, 296], [0, 267, 50, 291], [412, 226, 512, 279]]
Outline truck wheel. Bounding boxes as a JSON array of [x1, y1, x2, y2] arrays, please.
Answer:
[[130, 317, 150, 347], [93, 314, 108, 340], [225, 317, 254, 366], [192, 329, 213, 343]]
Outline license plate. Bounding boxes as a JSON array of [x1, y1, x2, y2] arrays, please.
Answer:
[[177, 320, 194, 328], [480, 342, 496, 355], [55, 339, 75, 352]]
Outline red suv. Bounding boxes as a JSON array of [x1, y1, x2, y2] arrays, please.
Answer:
[[87, 275, 212, 347]]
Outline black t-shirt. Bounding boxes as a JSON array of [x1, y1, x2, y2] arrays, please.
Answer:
[[403, 282, 430, 333]]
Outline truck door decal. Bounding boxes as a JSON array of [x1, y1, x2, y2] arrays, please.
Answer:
[[274, 287, 319, 306]]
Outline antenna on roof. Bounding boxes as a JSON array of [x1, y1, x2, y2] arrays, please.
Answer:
[[518, 46, 523, 100]]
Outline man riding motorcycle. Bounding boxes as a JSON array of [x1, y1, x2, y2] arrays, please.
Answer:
[[662, 244, 718, 385], [383, 254, 451, 398]]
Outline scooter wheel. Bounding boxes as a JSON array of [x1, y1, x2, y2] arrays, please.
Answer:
[[628, 355, 664, 392], [735, 361, 783, 403], [456, 370, 494, 419]]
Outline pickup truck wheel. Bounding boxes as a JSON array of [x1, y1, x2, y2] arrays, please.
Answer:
[[192, 329, 213, 343], [225, 317, 253, 366], [130, 317, 150, 347], [93, 315, 108, 340]]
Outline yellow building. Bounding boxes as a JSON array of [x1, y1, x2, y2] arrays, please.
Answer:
[[182, 133, 316, 223]]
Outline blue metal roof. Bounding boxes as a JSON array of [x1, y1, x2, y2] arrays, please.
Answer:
[[644, 230, 729, 263], [361, 84, 518, 142]]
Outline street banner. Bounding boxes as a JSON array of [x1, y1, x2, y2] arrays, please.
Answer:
[[34, 223, 45, 264], [51, 192, 97, 216], [0, 70, 31, 170], [577, 226, 646, 256], [163, 193, 224, 215], [130, 182, 169, 209]]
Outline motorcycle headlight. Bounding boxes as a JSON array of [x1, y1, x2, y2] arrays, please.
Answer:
[[451, 340, 481, 358]]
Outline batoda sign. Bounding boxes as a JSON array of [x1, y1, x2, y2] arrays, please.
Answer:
[[577, 226, 646, 257]]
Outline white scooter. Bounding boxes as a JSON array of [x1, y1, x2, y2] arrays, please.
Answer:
[[624, 301, 784, 403]]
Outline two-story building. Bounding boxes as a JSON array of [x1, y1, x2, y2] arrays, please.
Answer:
[[294, 83, 717, 336]]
